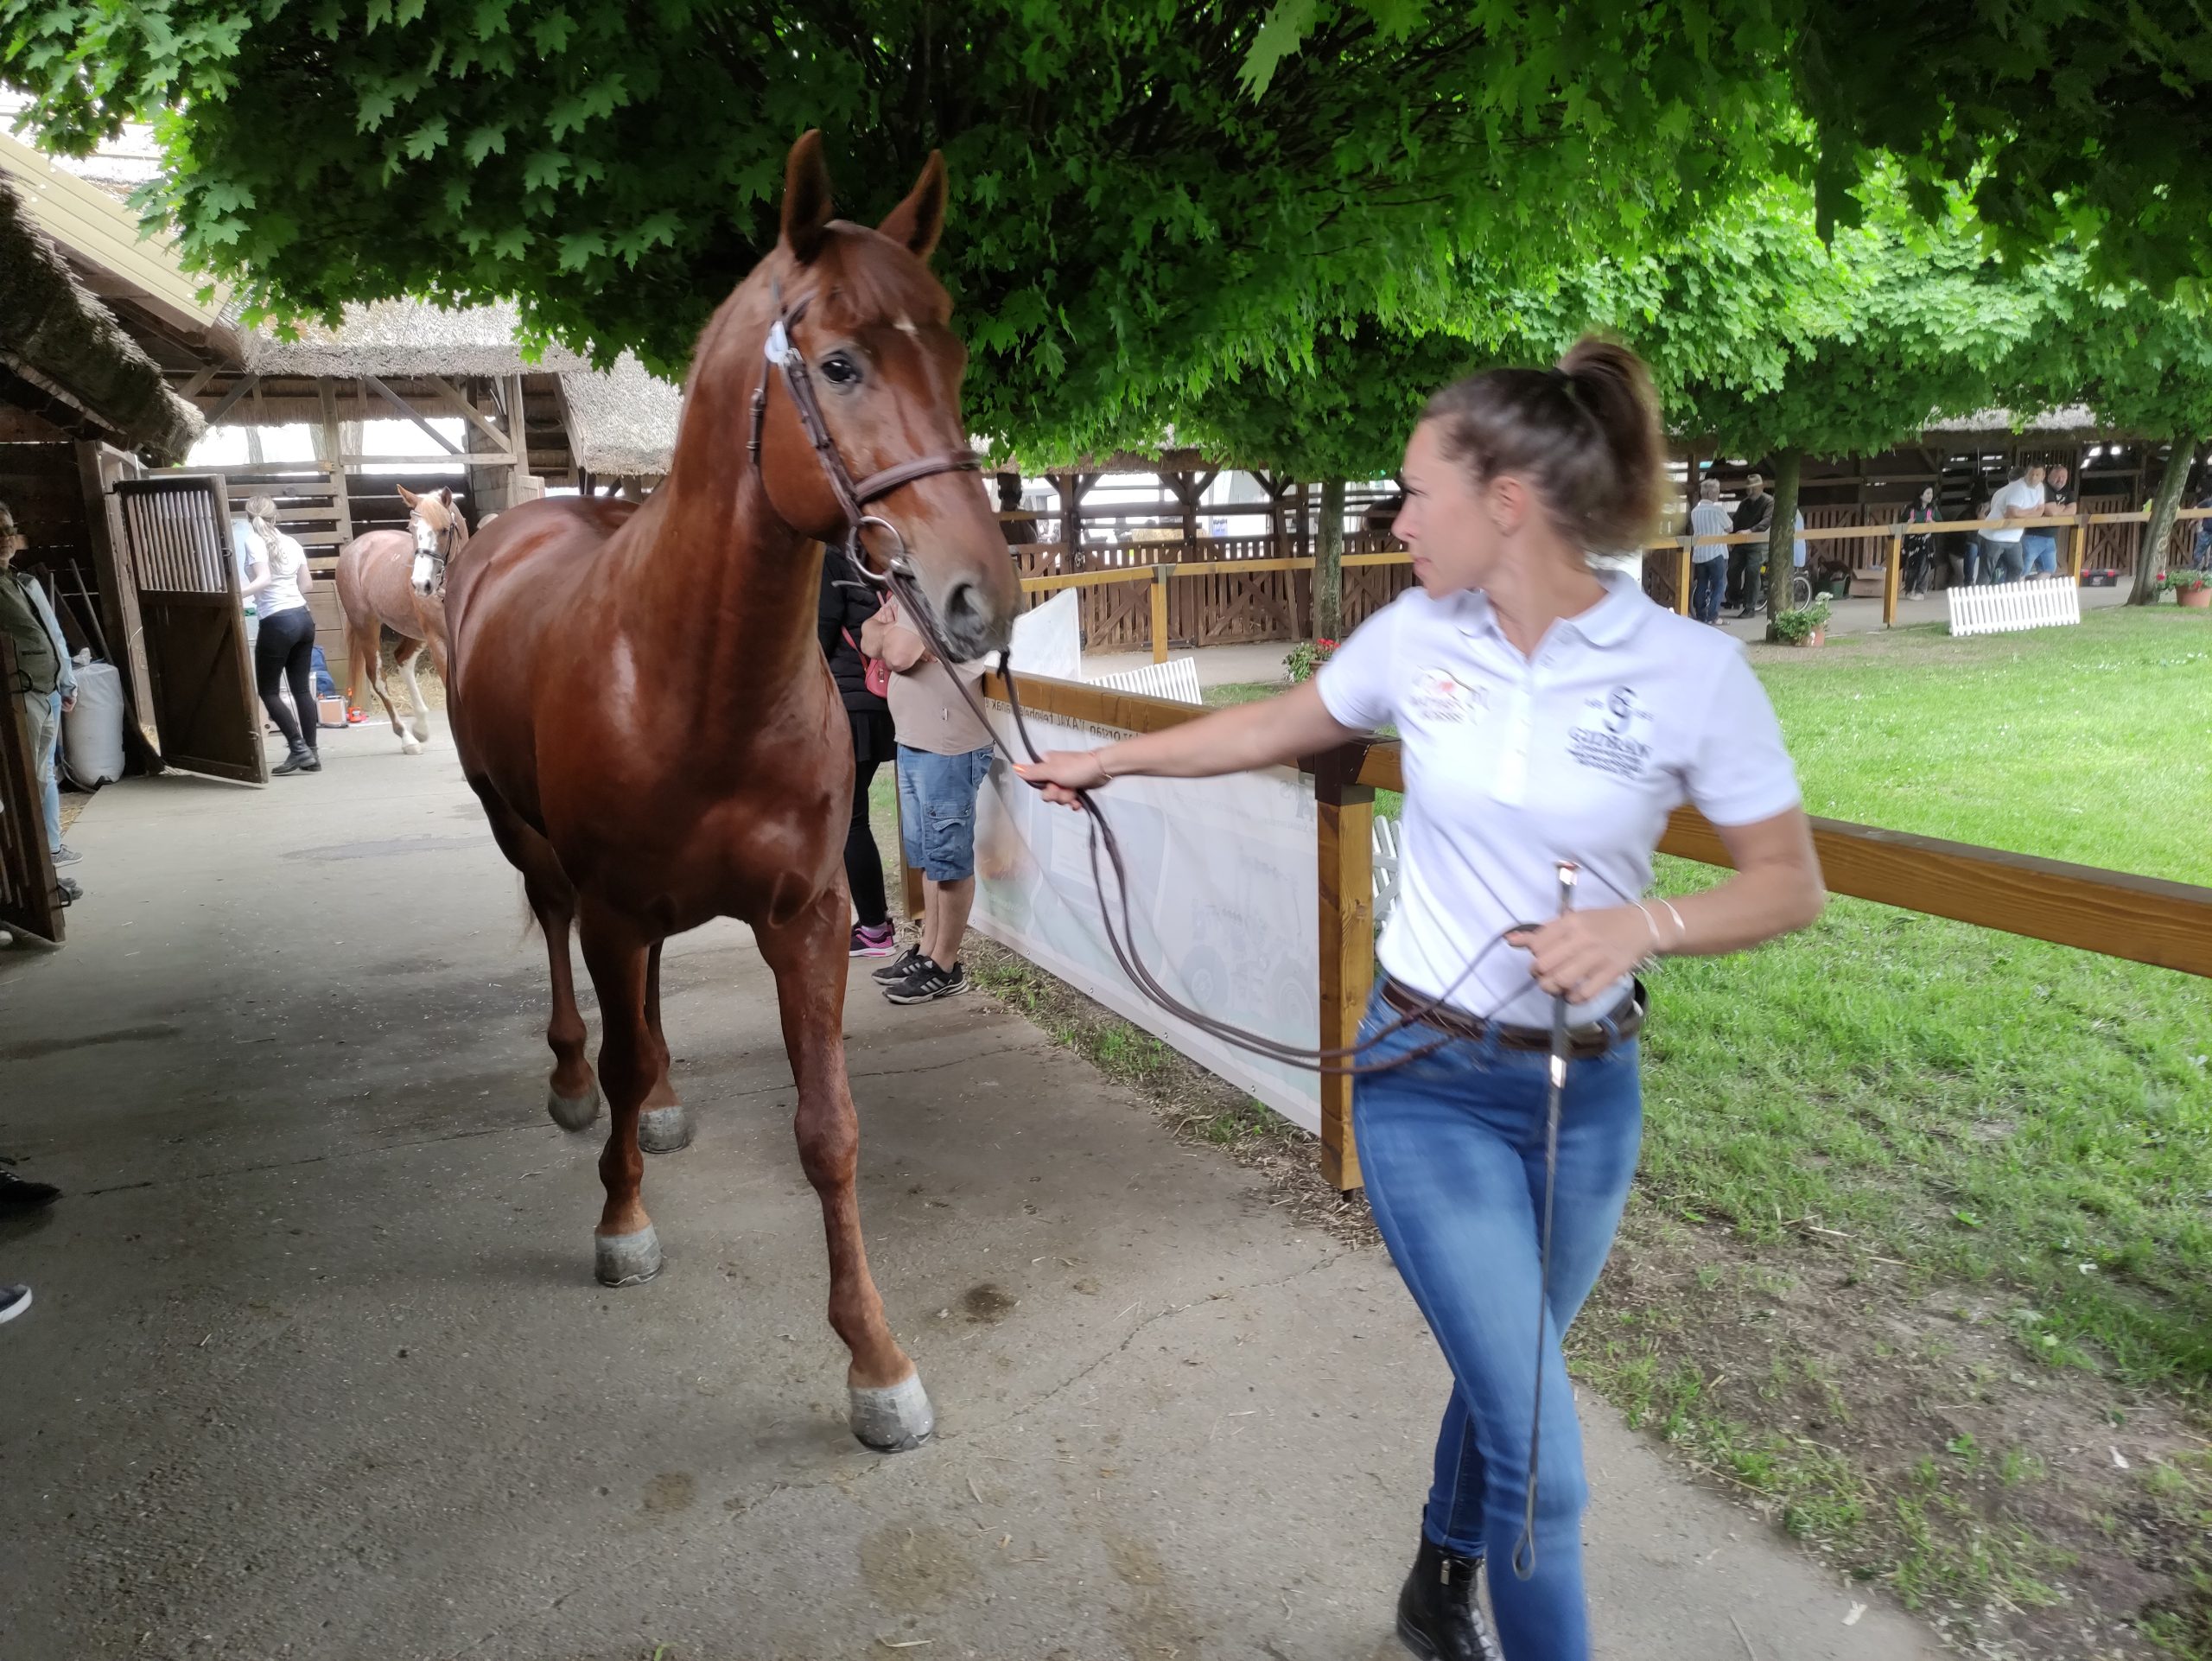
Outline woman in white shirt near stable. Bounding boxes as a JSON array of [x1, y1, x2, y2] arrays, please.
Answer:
[[238, 493, 321, 775], [1019, 340, 1825, 1661]]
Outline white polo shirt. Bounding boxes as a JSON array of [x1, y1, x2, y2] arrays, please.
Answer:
[[1317, 572, 1802, 1028], [1984, 479, 2044, 544]]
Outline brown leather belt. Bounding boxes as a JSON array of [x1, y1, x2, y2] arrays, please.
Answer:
[[1381, 976, 1645, 1058]]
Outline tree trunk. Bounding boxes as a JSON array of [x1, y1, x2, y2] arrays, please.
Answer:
[[1764, 448, 1802, 636], [1316, 476, 1346, 640], [2130, 436, 2200, 605]]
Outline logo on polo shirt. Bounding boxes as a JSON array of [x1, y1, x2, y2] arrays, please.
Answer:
[[1567, 685, 1653, 779], [1408, 666, 1484, 725]]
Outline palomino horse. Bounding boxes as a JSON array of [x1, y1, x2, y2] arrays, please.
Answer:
[[334, 485, 468, 753], [442, 132, 1017, 1451]]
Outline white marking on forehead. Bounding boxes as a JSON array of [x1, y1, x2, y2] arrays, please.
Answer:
[[895, 316, 918, 335]]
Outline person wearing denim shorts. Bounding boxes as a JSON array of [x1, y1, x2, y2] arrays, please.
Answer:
[[1018, 341, 1825, 1661], [863, 594, 994, 1005]]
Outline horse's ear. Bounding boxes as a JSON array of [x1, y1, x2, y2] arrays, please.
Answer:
[[781, 130, 835, 265], [438, 487, 454, 508], [397, 485, 418, 507], [878, 151, 947, 262]]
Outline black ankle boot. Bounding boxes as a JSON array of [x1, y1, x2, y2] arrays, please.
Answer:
[[1395, 1534, 1503, 1661], [272, 742, 319, 775]]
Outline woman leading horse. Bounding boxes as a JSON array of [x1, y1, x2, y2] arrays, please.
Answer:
[[442, 132, 1017, 1453], [1020, 340, 1825, 1661]]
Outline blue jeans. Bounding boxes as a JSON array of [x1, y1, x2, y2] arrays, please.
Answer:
[[2020, 532, 2057, 576], [896, 744, 992, 881], [41, 690, 61, 853], [1689, 558, 1725, 623], [1354, 990, 1643, 1661]]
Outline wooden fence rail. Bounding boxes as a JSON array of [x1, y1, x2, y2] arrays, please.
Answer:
[[976, 670, 2212, 1191], [1023, 506, 2211, 660]]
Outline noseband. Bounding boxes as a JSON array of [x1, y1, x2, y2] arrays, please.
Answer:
[[746, 293, 980, 587]]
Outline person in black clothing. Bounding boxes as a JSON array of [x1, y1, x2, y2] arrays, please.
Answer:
[[1727, 472, 1775, 615], [1902, 486, 1940, 597], [818, 549, 900, 958]]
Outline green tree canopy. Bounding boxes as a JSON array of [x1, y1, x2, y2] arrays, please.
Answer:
[[0, 0, 1791, 458]]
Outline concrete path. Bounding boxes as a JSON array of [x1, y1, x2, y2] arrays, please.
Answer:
[[0, 723, 1942, 1660]]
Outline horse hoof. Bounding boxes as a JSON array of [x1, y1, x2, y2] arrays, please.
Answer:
[[547, 1081, 602, 1132], [401, 738, 423, 755], [594, 1225, 662, 1287], [849, 1371, 935, 1453], [637, 1104, 694, 1155]]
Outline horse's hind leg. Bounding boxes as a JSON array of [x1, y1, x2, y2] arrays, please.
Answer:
[[636, 940, 693, 1155], [757, 888, 931, 1450], [474, 786, 599, 1128], [395, 636, 433, 747], [576, 901, 663, 1287]]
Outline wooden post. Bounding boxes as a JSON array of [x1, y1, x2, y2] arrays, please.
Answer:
[[1674, 543, 1692, 616], [317, 382, 354, 544], [1883, 530, 1903, 626], [1151, 563, 1171, 664], [895, 783, 925, 920], [1314, 744, 1374, 1193], [2067, 513, 2086, 580]]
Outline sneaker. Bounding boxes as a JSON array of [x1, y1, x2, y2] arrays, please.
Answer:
[[0, 1171, 60, 1211], [849, 920, 899, 958], [884, 959, 970, 1004], [51, 843, 80, 867], [871, 945, 925, 984], [0, 1285, 29, 1325]]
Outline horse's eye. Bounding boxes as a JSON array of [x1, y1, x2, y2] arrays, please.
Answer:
[[820, 353, 862, 387]]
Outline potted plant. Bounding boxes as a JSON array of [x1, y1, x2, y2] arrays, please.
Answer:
[[1285, 637, 1339, 681], [1770, 596, 1831, 647], [2156, 570, 2211, 608]]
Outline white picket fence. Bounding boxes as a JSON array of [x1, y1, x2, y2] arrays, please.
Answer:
[[1088, 655, 1205, 705], [1948, 578, 2082, 638], [1373, 816, 1402, 926]]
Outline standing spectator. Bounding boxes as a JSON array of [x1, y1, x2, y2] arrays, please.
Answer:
[[1902, 487, 1939, 596], [1791, 507, 1808, 595], [1687, 478, 1732, 624], [818, 550, 899, 959], [237, 495, 321, 775], [861, 593, 993, 1005], [2, 502, 83, 893], [1982, 464, 2046, 585], [1727, 470, 1774, 615], [2191, 484, 2212, 569], [2020, 461, 2069, 578]]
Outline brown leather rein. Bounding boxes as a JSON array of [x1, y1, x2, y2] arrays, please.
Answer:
[[747, 292, 982, 588]]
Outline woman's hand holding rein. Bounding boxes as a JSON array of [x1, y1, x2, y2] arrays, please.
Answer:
[[1013, 679, 1363, 807]]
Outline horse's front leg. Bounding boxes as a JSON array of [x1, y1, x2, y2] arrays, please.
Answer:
[[636, 939, 693, 1154], [756, 887, 931, 1451]]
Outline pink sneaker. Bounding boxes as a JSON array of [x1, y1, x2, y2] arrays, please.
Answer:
[[849, 920, 899, 958]]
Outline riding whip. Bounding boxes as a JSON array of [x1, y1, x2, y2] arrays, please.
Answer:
[[1511, 859, 1577, 1582]]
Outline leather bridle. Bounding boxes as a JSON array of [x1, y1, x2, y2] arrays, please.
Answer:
[[410, 509, 463, 590], [747, 291, 981, 588]]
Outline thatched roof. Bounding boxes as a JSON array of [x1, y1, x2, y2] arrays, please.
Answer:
[[235, 297, 590, 378], [0, 174, 203, 461], [1927, 405, 2101, 437], [557, 353, 683, 477]]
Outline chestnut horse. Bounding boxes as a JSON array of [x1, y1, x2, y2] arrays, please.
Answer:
[[334, 485, 468, 753], [442, 132, 1017, 1452]]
